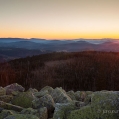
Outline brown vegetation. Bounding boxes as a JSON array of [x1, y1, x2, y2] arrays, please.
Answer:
[[0, 51, 119, 91]]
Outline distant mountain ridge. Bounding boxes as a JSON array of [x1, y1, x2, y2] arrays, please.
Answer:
[[0, 38, 119, 62]]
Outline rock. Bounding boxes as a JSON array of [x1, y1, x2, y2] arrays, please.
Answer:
[[34, 90, 49, 98], [0, 108, 4, 113], [53, 102, 78, 119], [40, 86, 53, 94], [66, 91, 119, 119], [84, 94, 92, 105], [85, 91, 93, 95], [32, 94, 55, 118], [0, 87, 6, 96], [11, 91, 20, 96], [4, 114, 39, 119], [32, 94, 55, 109], [4, 83, 25, 95], [21, 108, 38, 115], [66, 105, 93, 119], [74, 91, 81, 101], [82, 91, 94, 105], [0, 95, 13, 103], [75, 91, 93, 102], [74, 101, 86, 108], [11, 92, 35, 108], [0, 110, 16, 119], [75, 91, 87, 101], [67, 90, 76, 100], [21, 107, 48, 119], [27, 88, 38, 93], [38, 107, 48, 119], [51, 87, 72, 103], [1, 84, 119, 119], [79, 91, 86, 101], [0, 101, 24, 112]]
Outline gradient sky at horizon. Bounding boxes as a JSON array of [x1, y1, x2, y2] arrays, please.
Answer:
[[0, 0, 119, 39]]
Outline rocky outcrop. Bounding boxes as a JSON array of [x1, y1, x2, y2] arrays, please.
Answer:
[[4, 83, 25, 95], [0, 83, 119, 119]]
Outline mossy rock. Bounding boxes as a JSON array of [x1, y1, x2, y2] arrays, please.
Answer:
[[40, 86, 53, 94], [21, 107, 48, 119], [37, 107, 48, 119], [80, 91, 87, 101], [32, 94, 55, 109], [84, 94, 93, 105], [21, 108, 38, 115], [67, 104, 119, 119], [74, 91, 81, 101], [75, 91, 93, 102], [27, 88, 38, 93], [11, 91, 20, 96], [33, 94, 54, 118], [0, 101, 24, 112], [0, 87, 6, 96], [53, 102, 78, 119], [0, 108, 4, 113], [4, 114, 39, 119], [67, 91, 76, 100], [33, 90, 49, 98], [4, 83, 25, 95], [11, 92, 35, 108], [66, 105, 98, 119], [0, 110, 16, 119], [51, 87, 72, 103], [91, 91, 118, 105], [83, 91, 94, 105], [0, 95, 13, 103], [66, 91, 119, 119]]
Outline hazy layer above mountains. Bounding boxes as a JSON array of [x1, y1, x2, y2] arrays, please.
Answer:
[[0, 38, 119, 62]]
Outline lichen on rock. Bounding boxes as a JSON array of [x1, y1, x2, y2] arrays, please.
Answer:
[[51, 87, 72, 103], [1, 84, 119, 119], [0, 87, 6, 96], [66, 91, 119, 119], [4, 114, 39, 119], [11, 92, 35, 108], [4, 83, 25, 95]]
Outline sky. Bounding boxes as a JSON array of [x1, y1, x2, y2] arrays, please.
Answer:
[[0, 0, 119, 40]]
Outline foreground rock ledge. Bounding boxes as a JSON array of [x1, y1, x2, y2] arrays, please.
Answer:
[[0, 83, 119, 119]]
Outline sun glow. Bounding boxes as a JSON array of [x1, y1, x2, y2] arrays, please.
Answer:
[[0, 0, 119, 39]]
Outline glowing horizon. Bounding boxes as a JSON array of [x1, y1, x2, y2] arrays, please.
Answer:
[[0, 0, 119, 40]]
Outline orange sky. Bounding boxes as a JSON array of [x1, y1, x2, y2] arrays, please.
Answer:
[[0, 0, 119, 39]]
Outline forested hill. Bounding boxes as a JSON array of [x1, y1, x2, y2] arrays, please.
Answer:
[[0, 51, 119, 91]]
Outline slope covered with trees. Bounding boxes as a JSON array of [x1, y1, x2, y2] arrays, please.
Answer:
[[0, 51, 119, 91]]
